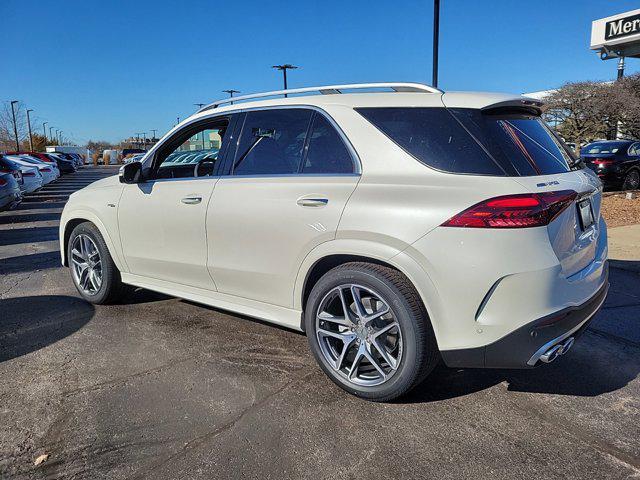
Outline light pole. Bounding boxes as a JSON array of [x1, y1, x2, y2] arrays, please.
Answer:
[[26, 109, 34, 151], [223, 89, 240, 105], [142, 132, 147, 149], [10, 100, 20, 151], [432, 0, 440, 88], [151, 129, 157, 142], [50, 126, 55, 143], [59, 130, 63, 145], [43, 122, 48, 144], [271, 65, 297, 97], [135, 132, 143, 148]]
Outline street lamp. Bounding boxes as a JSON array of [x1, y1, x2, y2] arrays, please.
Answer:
[[10, 100, 20, 152], [271, 65, 298, 97], [151, 129, 157, 141], [26, 109, 34, 151], [49, 126, 55, 143], [223, 89, 240, 105], [43, 122, 48, 144], [432, 0, 440, 88], [59, 130, 63, 145]]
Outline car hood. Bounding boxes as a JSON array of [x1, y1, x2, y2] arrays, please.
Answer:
[[83, 174, 120, 190]]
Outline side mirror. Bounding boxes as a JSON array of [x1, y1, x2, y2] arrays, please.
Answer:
[[119, 161, 143, 184]]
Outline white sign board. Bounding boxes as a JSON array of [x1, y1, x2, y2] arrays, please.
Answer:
[[591, 9, 640, 59]]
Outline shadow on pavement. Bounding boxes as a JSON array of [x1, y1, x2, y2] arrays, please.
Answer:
[[0, 251, 60, 275], [0, 226, 59, 246], [0, 212, 61, 225], [0, 295, 94, 362], [121, 287, 172, 304], [12, 202, 66, 210]]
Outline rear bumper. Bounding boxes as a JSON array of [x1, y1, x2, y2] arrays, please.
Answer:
[[441, 269, 609, 369]]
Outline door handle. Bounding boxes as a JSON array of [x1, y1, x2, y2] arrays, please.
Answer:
[[181, 196, 202, 205], [297, 198, 329, 207]]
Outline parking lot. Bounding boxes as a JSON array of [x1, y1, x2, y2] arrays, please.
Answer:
[[0, 167, 638, 479]]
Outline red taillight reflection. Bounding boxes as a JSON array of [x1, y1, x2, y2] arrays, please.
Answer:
[[0, 178, 7, 186], [41, 168, 51, 172], [23, 171, 36, 177], [592, 158, 614, 165], [442, 190, 578, 228]]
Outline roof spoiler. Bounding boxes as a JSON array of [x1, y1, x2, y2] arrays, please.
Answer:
[[481, 98, 544, 116]]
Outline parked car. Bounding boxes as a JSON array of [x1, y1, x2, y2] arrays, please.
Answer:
[[581, 140, 640, 190], [124, 153, 146, 164], [5, 155, 58, 185], [60, 83, 608, 401], [2, 157, 43, 193], [2, 159, 42, 193], [0, 172, 22, 210], [47, 153, 77, 174], [17, 154, 61, 179], [0, 155, 24, 186]]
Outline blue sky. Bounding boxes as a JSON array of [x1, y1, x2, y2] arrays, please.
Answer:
[[1, 0, 638, 144]]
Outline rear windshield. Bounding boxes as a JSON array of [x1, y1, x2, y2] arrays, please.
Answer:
[[356, 107, 574, 176], [582, 142, 627, 154]]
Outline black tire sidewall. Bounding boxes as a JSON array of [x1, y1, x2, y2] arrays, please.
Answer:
[[68, 222, 119, 304], [305, 266, 425, 400]]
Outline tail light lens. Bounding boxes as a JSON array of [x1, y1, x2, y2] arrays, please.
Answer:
[[0, 178, 7, 186], [592, 158, 614, 165], [41, 168, 51, 172], [442, 190, 578, 228], [23, 171, 36, 177]]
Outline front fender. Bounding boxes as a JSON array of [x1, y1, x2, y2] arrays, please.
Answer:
[[59, 208, 127, 273]]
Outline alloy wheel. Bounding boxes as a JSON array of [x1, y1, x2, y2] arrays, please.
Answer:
[[315, 284, 403, 386], [624, 170, 640, 190], [70, 234, 103, 295]]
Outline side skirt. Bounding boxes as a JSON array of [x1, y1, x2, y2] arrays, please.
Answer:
[[120, 272, 304, 332]]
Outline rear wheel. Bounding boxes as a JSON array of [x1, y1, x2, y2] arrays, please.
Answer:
[[622, 169, 640, 190], [68, 222, 125, 304], [305, 262, 439, 402]]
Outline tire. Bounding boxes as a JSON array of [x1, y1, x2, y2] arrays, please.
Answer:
[[67, 221, 126, 304], [305, 262, 439, 402], [622, 169, 640, 191]]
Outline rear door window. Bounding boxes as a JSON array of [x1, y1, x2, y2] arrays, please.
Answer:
[[301, 114, 354, 174], [232, 109, 312, 175]]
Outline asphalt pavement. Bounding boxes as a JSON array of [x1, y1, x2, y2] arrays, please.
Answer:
[[0, 167, 639, 479]]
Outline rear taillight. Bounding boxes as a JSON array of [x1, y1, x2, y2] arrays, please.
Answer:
[[23, 171, 36, 177], [592, 158, 614, 165], [41, 168, 51, 172], [0, 178, 7, 186], [442, 190, 578, 228]]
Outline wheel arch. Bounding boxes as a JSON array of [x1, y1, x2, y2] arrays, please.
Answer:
[[60, 211, 127, 272], [294, 241, 443, 344]]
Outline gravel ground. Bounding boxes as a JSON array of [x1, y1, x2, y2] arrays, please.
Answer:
[[1, 168, 639, 479], [601, 192, 640, 228]]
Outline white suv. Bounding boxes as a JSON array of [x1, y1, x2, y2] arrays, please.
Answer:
[[60, 83, 609, 401]]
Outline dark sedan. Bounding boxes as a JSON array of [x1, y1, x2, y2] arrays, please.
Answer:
[[581, 140, 640, 190]]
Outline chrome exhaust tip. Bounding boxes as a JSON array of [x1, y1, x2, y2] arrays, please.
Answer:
[[539, 336, 575, 364]]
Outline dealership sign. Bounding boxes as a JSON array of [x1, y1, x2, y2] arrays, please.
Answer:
[[591, 9, 640, 59]]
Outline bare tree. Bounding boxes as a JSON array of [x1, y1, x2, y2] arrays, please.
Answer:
[[614, 73, 640, 139], [544, 81, 613, 151], [0, 101, 28, 151]]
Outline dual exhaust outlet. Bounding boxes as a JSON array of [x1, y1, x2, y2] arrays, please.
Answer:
[[539, 336, 575, 364]]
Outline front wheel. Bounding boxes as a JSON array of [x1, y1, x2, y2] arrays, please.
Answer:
[[305, 262, 439, 402], [68, 222, 125, 304]]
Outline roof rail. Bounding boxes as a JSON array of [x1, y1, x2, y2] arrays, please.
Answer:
[[197, 82, 442, 113]]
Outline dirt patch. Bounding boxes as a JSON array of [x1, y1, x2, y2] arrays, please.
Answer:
[[601, 192, 640, 228]]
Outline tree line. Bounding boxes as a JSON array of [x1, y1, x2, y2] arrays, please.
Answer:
[[544, 73, 640, 151]]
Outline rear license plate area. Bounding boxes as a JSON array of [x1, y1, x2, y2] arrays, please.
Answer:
[[577, 198, 594, 230]]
